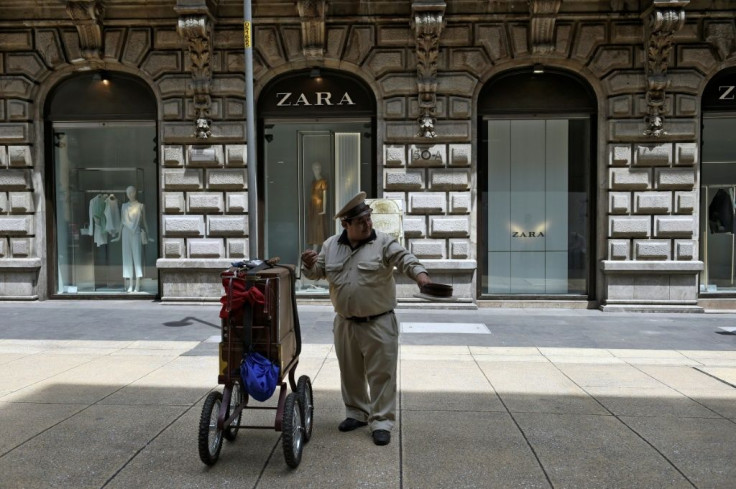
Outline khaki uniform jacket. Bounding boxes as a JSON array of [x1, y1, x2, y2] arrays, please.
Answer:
[[302, 230, 427, 318]]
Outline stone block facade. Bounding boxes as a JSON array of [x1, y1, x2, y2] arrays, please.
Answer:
[[0, 1, 734, 311], [0, 141, 35, 285]]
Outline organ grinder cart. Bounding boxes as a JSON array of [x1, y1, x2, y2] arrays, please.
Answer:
[[198, 259, 313, 468]]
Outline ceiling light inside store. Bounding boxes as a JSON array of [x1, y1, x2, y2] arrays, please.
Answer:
[[93, 71, 111, 85], [533, 64, 544, 74]]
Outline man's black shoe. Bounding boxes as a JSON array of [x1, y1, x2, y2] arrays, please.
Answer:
[[338, 418, 367, 432], [372, 430, 391, 446]]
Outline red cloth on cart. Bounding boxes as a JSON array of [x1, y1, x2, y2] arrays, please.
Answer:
[[219, 278, 265, 319]]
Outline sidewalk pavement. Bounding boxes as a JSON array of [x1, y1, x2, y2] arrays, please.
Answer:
[[1, 301, 736, 488]]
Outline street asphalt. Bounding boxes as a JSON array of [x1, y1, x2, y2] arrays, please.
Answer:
[[1, 300, 736, 488]]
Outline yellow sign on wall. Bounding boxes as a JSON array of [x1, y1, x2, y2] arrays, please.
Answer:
[[243, 21, 251, 48]]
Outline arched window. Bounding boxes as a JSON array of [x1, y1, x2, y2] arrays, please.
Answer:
[[257, 69, 376, 296], [700, 68, 736, 295], [46, 71, 158, 297], [478, 69, 596, 297]]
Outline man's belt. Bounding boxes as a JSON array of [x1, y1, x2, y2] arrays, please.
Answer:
[[345, 310, 393, 323]]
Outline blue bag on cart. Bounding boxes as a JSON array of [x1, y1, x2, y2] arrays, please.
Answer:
[[240, 351, 279, 402]]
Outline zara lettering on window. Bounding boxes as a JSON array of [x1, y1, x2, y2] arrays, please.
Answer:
[[512, 231, 545, 238], [276, 92, 356, 106]]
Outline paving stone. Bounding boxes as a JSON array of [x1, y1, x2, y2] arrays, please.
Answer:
[[401, 359, 503, 412], [402, 410, 549, 489], [622, 416, 736, 489], [516, 413, 693, 489], [0, 404, 186, 489]]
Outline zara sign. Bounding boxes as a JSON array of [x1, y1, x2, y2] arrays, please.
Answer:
[[259, 70, 375, 117], [275, 91, 356, 107], [718, 85, 735, 100], [702, 70, 736, 111]]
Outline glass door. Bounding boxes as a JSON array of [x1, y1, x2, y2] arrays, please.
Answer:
[[53, 122, 158, 295], [264, 120, 370, 295]]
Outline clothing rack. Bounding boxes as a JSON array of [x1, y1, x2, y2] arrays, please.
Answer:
[[84, 189, 143, 196]]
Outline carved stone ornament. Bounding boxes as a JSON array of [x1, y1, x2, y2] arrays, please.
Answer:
[[643, 2, 688, 138], [177, 14, 213, 139], [706, 23, 736, 61], [297, 0, 327, 59], [528, 0, 562, 55], [65, 0, 105, 60], [411, 1, 446, 138]]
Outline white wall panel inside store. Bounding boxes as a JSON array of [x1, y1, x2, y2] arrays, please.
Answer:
[[487, 119, 569, 294]]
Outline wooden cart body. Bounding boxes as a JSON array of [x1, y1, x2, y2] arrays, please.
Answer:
[[219, 265, 299, 386], [198, 262, 312, 469]]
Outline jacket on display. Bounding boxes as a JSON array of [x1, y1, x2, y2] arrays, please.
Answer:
[[86, 194, 123, 246], [88, 194, 108, 246], [708, 188, 735, 234], [104, 195, 121, 235]]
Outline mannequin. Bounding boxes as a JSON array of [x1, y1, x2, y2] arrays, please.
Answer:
[[306, 161, 328, 250], [111, 186, 152, 292]]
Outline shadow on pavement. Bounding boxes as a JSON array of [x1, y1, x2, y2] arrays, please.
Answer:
[[2, 382, 736, 489]]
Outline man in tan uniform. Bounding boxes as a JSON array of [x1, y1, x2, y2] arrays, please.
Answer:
[[301, 191, 431, 446]]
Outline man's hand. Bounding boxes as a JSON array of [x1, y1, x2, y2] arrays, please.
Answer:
[[415, 272, 431, 289], [301, 249, 318, 269]]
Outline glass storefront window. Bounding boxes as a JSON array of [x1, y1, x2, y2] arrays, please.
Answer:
[[263, 121, 371, 295], [53, 122, 158, 295], [483, 117, 589, 295], [700, 116, 736, 293]]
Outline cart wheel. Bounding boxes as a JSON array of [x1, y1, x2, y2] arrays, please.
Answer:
[[198, 391, 224, 466], [296, 376, 314, 443], [224, 380, 245, 442], [282, 392, 304, 468]]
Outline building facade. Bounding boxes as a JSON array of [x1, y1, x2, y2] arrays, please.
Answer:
[[0, 0, 735, 311]]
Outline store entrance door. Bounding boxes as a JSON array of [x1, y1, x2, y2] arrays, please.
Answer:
[[263, 120, 371, 295], [258, 68, 377, 296]]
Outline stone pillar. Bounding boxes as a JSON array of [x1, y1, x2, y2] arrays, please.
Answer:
[[598, 1, 704, 312]]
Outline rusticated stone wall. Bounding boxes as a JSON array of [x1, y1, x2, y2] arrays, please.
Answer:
[[597, 9, 732, 311], [0, 2, 735, 308], [0, 20, 258, 299], [159, 144, 249, 260]]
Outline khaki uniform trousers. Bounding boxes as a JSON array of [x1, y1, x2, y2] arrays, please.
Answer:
[[333, 311, 399, 432]]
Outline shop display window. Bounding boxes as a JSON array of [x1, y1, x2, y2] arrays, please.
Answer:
[[700, 116, 736, 293], [53, 122, 158, 295], [484, 118, 590, 295]]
